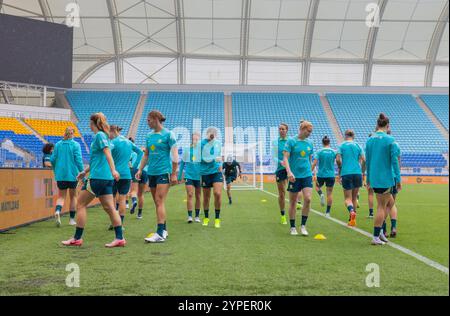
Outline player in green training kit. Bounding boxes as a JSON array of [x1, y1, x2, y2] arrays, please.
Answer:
[[283, 121, 314, 237], [50, 127, 84, 227], [223, 155, 242, 205], [200, 127, 223, 228], [137, 111, 178, 243], [311, 136, 337, 217], [366, 113, 401, 246], [109, 125, 143, 230], [272, 123, 289, 225], [178, 132, 202, 223], [62, 113, 124, 248], [336, 129, 366, 227], [42, 143, 54, 168]]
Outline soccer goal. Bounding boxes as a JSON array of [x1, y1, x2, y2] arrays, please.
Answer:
[[222, 142, 264, 191]]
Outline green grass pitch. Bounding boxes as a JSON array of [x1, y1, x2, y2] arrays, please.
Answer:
[[0, 183, 448, 296]]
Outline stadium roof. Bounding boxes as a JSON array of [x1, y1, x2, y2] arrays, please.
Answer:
[[1, 0, 448, 87]]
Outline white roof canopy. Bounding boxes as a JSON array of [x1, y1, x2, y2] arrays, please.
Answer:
[[1, 0, 448, 86]]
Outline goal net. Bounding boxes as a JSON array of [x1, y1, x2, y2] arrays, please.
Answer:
[[222, 142, 264, 191]]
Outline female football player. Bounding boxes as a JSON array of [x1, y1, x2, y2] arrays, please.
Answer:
[[312, 136, 336, 217], [283, 120, 314, 236], [178, 132, 202, 223], [62, 113, 124, 248], [336, 130, 365, 227], [50, 127, 84, 227], [200, 127, 223, 228], [365, 113, 401, 246], [136, 111, 178, 243]]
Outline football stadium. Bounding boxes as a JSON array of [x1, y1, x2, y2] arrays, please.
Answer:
[[0, 0, 448, 298]]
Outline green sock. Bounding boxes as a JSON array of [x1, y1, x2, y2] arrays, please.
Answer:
[[391, 219, 397, 230], [301, 216, 308, 226], [55, 205, 62, 213], [157, 224, 164, 237], [382, 221, 387, 233], [326, 206, 331, 213], [114, 226, 123, 240], [188, 210, 193, 217], [347, 205, 354, 213], [120, 215, 125, 224], [74, 227, 84, 240], [290, 219, 296, 228], [69, 210, 76, 219], [374, 227, 381, 237]]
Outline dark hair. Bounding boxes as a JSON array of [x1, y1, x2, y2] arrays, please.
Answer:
[[322, 136, 331, 146], [110, 125, 123, 133], [377, 113, 390, 128], [43, 143, 54, 155], [149, 110, 166, 123], [279, 123, 289, 131], [128, 137, 135, 143], [345, 129, 355, 138]]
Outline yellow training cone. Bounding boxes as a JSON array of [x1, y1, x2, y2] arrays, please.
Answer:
[[314, 234, 327, 240]]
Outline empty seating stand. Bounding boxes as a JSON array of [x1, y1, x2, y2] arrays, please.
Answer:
[[420, 95, 449, 131], [66, 91, 140, 144], [327, 94, 448, 154], [232, 93, 337, 157], [24, 119, 90, 162], [136, 92, 225, 148], [0, 117, 44, 165]]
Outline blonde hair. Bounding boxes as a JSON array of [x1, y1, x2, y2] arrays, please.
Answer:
[[300, 120, 313, 130], [90, 113, 110, 134], [64, 127, 74, 140]]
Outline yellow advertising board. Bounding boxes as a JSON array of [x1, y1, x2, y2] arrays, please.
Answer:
[[0, 169, 98, 232]]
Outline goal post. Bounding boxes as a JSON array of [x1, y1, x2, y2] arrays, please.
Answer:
[[222, 142, 264, 191]]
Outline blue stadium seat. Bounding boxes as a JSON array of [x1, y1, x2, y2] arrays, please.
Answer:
[[66, 91, 140, 143], [136, 92, 225, 148], [327, 94, 448, 154], [420, 95, 449, 131], [232, 93, 337, 157]]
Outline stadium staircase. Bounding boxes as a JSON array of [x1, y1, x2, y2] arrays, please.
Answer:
[[127, 93, 148, 140], [18, 119, 48, 144], [320, 95, 344, 143], [416, 95, 449, 140], [224, 94, 233, 145]]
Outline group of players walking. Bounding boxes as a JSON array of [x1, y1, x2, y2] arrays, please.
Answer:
[[44, 110, 401, 247]]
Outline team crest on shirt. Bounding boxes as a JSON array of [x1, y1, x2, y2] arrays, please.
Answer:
[[301, 151, 306, 157], [192, 155, 196, 162], [151, 144, 156, 151]]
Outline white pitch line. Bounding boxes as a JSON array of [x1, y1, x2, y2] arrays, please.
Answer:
[[261, 189, 449, 275]]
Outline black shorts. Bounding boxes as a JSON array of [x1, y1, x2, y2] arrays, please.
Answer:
[[225, 176, 237, 185], [185, 179, 201, 188], [275, 169, 288, 183], [201, 172, 224, 188], [148, 174, 170, 188], [57, 181, 78, 190], [317, 177, 336, 188], [341, 174, 363, 190], [373, 187, 393, 195], [287, 177, 313, 193], [113, 179, 131, 196], [82, 179, 114, 197]]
